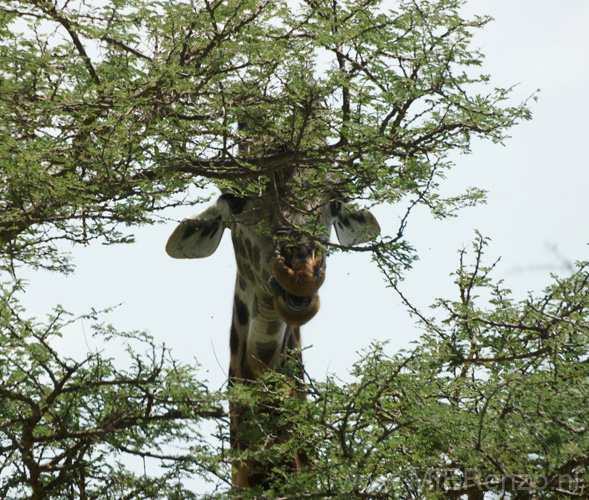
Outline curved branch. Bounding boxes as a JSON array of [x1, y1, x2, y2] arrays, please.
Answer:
[[31, 0, 101, 85]]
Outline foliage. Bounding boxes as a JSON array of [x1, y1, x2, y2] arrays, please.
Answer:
[[4, 1, 580, 499], [0, 0, 531, 273], [235, 236, 589, 499], [3, 239, 589, 499], [0, 284, 226, 499]]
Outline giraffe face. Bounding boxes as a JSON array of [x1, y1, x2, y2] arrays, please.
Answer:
[[222, 195, 323, 325], [166, 192, 380, 326]]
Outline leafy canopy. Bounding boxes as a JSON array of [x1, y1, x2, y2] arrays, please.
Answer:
[[0, 283, 227, 500], [254, 238, 589, 499], [0, 0, 530, 273], [5, 1, 577, 499]]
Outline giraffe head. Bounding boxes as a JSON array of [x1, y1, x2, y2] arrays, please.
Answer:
[[165, 189, 380, 326]]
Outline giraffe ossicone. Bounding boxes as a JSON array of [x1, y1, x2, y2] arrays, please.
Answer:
[[166, 187, 380, 488]]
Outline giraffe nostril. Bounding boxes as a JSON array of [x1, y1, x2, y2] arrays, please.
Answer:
[[313, 255, 326, 278], [295, 246, 309, 261]]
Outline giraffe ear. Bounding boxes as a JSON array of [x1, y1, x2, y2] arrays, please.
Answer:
[[165, 200, 226, 259], [333, 205, 380, 246]]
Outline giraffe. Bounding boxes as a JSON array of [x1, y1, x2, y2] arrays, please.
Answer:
[[165, 170, 380, 489]]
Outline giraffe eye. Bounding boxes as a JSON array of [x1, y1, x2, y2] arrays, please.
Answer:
[[220, 193, 248, 215], [329, 200, 342, 218]]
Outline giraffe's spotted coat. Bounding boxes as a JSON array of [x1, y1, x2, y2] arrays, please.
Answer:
[[230, 322, 239, 355], [165, 181, 380, 489], [234, 295, 249, 326], [265, 319, 282, 337], [254, 340, 278, 366]]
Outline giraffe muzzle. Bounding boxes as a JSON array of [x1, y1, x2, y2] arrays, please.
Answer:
[[270, 246, 326, 297], [268, 242, 325, 326]]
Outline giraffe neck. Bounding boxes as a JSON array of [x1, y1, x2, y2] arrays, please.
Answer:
[[228, 273, 307, 488], [230, 273, 302, 382]]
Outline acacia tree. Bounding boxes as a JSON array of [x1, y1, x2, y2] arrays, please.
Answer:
[[0, 283, 228, 500], [0, 0, 529, 273], [3, 1, 584, 499], [245, 237, 589, 499]]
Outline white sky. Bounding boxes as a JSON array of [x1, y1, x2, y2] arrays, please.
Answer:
[[19, 0, 589, 413]]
